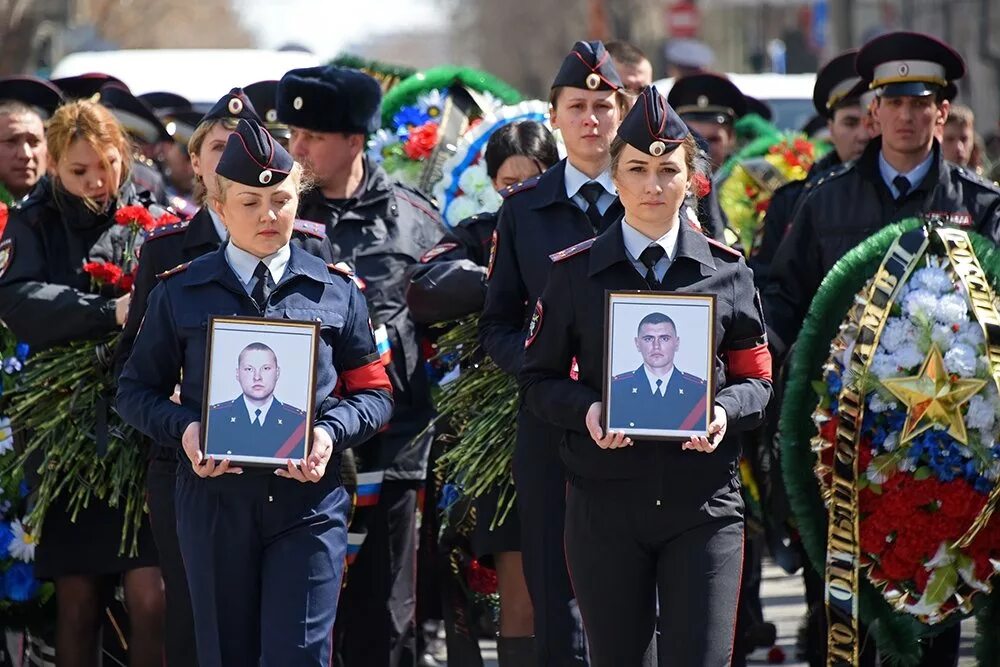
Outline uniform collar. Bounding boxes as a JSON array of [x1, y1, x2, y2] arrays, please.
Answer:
[[224, 241, 291, 288], [590, 217, 716, 276], [643, 365, 674, 395], [621, 218, 680, 263], [184, 207, 226, 250], [878, 148, 934, 192], [242, 395, 274, 424], [187, 243, 332, 290], [529, 160, 574, 210], [563, 160, 615, 201]]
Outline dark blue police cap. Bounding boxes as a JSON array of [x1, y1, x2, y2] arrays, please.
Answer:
[[51, 72, 127, 99], [813, 50, 861, 117], [617, 85, 689, 157], [201, 88, 262, 126], [0, 76, 64, 119], [667, 73, 747, 124], [856, 31, 965, 98], [138, 91, 191, 113], [743, 95, 772, 121], [276, 66, 381, 135], [97, 84, 172, 143], [244, 80, 289, 139], [161, 109, 203, 145], [216, 118, 294, 187], [551, 40, 623, 92]]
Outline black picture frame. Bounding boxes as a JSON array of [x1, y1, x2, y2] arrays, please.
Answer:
[[201, 315, 320, 467], [601, 290, 717, 441]]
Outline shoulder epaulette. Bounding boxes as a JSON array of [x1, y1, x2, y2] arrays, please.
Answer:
[[953, 166, 1000, 193], [146, 220, 190, 242], [612, 370, 636, 381], [705, 235, 742, 259], [500, 175, 540, 200], [549, 238, 595, 262], [156, 262, 190, 280], [392, 185, 440, 220], [681, 371, 707, 385], [283, 403, 306, 416], [458, 210, 497, 227], [328, 262, 367, 290], [210, 399, 235, 410], [810, 162, 852, 189], [293, 218, 326, 239]]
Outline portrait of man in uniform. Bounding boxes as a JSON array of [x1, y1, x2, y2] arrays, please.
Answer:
[[604, 294, 715, 438], [204, 340, 309, 463]]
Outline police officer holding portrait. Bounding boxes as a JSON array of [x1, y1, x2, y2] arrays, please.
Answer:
[[275, 64, 442, 667], [519, 85, 772, 667], [116, 118, 393, 666]]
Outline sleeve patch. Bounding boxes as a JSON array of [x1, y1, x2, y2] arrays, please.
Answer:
[[525, 299, 544, 348], [419, 242, 458, 263], [486, 229, 498, 280], [0, 238, 13, 279]]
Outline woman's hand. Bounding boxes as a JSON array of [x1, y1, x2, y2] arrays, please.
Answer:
[[181, 421, 242, 477], [681, 406, 728, 453], [115, 293, 131, 326], [586, 402, 632, 449], [275, 427, 334, 483]]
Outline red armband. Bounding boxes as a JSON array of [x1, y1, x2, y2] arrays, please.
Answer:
[[341, 360, 393, 395], [726, 344, 773, 382]]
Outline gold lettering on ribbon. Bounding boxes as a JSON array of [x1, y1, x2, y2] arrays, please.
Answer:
[[825, 229, 929, 667], [934, 228, 1000, 549]]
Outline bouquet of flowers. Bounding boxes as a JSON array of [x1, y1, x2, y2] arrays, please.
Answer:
[[782, 218, 1000, 664], [1, 203, 178, 557]]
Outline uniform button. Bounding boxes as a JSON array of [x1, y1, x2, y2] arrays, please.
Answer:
[[268, 495, 274, 502], [656, 500, 661, 507]]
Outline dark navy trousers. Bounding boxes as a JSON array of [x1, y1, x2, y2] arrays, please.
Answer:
[[176, 469, 349, 667]]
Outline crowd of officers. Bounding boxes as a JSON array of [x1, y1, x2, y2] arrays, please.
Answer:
[[0, 24, 998, 667]]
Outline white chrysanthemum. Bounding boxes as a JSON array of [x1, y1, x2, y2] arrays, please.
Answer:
[[458, 165, 493, 197], [879, 318, 915, 353], [934, 293, 970, 325], [0, 417, 11, 456], [966, 395, 996, 432], [477, 187, 503, 213], [902, 289, 938, 321], [868, 392, 898, 413], [870, 355, 900, 380], [445, 196, 483, 226], [944, 344, 979, 377], [911, 266, 953, 294], [892, 343, 924, 371], [9, 519, 35, 562], [958, 321, 986, 348], [930, 324, 955, 350]]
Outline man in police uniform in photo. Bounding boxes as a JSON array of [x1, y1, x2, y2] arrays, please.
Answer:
[[0, 77, 62, 202], [276, 64, 441, 667], [206, 342, 307, 458], [765, 30, 1000, 666], [609, 312, 706, 431]]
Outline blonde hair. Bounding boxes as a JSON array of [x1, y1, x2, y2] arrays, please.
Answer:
[[213, 162, 309, 205], [47, 100, 132, 208]]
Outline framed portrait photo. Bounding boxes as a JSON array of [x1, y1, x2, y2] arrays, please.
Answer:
[[201, 316, 319, 466], [602, 291, 716, 441]]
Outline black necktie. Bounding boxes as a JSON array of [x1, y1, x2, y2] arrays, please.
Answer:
[[253, 408, 263, 427], [578, 182, 606, 233], [654, 379, 663, 396], [893, 175, 911, 200], [250, 261, 273, 310], [639, 244, 666, 288]]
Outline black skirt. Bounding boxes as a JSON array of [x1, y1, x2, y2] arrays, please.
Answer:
[[35, 494, 158, 579], [471, 485, 521, 562]]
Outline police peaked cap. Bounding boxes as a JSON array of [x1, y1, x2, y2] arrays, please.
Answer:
[[97, 84, 173, 143], [201, 88, 262, 126], [813, 50, 862, 117], [244, 80, 290, 139], [0, 76, 64, 119], [617, 85, 689, 157], [743, 95, 772, 121], [276, 66, 382, 135], [667, 73, 747, 124], [856, 31, 965, 98], [51, 72, 127, 99], [552, 40, 623, 92], [216, 118, 294, 187], [138, 91, 191, 113]]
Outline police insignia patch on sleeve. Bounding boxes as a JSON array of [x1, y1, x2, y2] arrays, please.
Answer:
[[0, 238, 12, 279], [487, 229, 498, 279], [420, 242, 458, 263], [525, 299, 544, 348]]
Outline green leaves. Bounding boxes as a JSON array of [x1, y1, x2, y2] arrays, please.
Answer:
[[923, 564, 958, 607]]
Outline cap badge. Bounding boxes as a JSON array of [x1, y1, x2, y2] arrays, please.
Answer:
[[228, 97, 243, 115], [165, 121, 177, 136], [649, 140, 667, 157], [898, 62, 910, 77], [259, 169, 273, 185], [293, 96, 304, 110], [265, 109, 277, 123], [585, 73, 601, 90], [697, 95, 709, 108]]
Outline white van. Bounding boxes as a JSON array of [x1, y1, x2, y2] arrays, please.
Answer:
[[51, 49, 321, 109]]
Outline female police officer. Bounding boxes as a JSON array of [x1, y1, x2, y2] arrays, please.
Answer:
[[117, 118, 393, 667], [518, 86, 772, 667]]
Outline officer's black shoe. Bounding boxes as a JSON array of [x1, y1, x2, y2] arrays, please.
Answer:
[[747, 621, 777, 649], [496, 636, 536, 667]]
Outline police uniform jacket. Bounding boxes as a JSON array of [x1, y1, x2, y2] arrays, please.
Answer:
[[293, 156, 441, 480], [0, 177, 151, 349], [480, 159, 624, 376], [519, 219, 772, 495], [205, 396, 307, 459], [609, 366, 708, 431], [764, 138, 1000, 358], [115, 244, 394, 483], [406, 211, 497, 324]]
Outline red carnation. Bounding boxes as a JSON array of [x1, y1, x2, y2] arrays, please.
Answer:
[[767, 646, 786, 664], [404, 121, 439, 160], [154, 212, 181, 227], [880, 549, 915, 582], [691, 172, 711, 198], [0, 202, 7, 239], [466, 558, 498, 595], [83, 261, 124, 287], [115, 205, 155, 231], [117, 270, 136, 293]]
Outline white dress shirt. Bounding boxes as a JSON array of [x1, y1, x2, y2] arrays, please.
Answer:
[[621, 219, 680, 283], [564, 161, 617, 215], [224, 242, 291, 296]]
